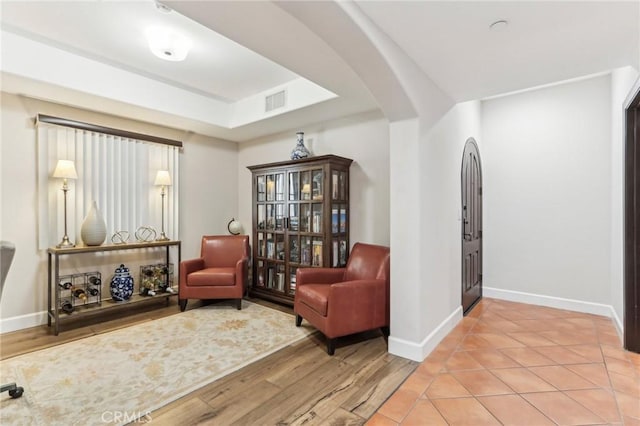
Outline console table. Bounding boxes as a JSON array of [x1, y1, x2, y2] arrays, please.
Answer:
[[47, 240, 181, 335]]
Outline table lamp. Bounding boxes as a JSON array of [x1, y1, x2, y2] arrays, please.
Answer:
[[154, 170, 171, 241], [52, 160, 78, 248]]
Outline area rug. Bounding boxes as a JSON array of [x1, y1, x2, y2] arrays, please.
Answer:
[[0, 301, 314, 425]]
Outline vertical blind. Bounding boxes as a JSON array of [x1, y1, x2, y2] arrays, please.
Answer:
[[37, 122, 180, 250]]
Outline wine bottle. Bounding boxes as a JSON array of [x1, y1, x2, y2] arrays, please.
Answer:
[[73, 288, 87, 300], [58, 281, 73, 289], [140, 286, 156, 297], [61, 300, 74, 314], [89, 276, 101, 286], [87, 287, 99, 296]]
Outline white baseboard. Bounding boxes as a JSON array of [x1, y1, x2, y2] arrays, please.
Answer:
[[388, 305, 462, 362], [484, 286, 623, 339], [389, 288, 625, 363], [610, 308, 624, 342], [0, 311, 47, 334]]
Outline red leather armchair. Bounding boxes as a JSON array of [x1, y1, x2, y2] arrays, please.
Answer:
[[179, 235, 249, 312], [294, 242, 390, 355]]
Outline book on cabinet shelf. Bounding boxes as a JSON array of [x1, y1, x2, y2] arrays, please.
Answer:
[[276, 273, 285, 292], [267, 267, 274, 289], [312, 240, 323, 267], [266, 239, 274, 258], [290, 275, 297, 292], [313, 212, 322, 233]]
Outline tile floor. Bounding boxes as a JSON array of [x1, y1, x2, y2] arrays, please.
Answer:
[[367, 298, 640, 425]]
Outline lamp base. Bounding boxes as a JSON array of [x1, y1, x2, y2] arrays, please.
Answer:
[[56, 235, 75, 248], [156, 232, 170, 242]]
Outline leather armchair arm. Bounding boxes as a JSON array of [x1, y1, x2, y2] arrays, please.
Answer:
[[326, 279, 388, 335], [180, 258, 205, 285], [297, 267, 345, 286], [235, 256, 249, 285]]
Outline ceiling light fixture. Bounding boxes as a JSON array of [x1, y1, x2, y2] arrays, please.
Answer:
[[489, 19, 509, 31], [146, 26, 192, 62]]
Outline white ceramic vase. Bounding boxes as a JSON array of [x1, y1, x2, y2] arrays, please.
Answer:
[[81, 201, 107, 246]]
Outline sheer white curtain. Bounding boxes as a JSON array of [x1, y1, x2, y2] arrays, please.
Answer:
[[37, 124, 180, 250]]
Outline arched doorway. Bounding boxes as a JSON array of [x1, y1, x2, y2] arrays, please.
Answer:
[[625, 84, 640, 353], [461, 138, 483, 315]]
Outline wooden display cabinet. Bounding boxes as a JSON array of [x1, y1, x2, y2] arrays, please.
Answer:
[[248, 155, 352, 305]]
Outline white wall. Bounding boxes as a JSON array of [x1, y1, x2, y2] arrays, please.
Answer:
[[0, 93, 238, 332], [482, 75, 612, 305], [388, 101, 482, 360], [237, 109, 390, 247], [420, 100, 482, 328]]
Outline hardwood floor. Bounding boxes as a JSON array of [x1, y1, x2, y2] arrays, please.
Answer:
[[0, 298, 417, 425]]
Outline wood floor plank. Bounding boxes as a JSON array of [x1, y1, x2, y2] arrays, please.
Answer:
[[323, 407, 367, 426], [199, 379, 281, 425], [231, 357, 354, 425], [341, 354, 417, 418], [264, 337, 335, 388], [335, 331, 389, 366], [147, 396, 216, 426]]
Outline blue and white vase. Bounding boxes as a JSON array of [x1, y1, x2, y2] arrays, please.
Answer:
[[290, 132, 311, 160], [110, 264, 134, 301]]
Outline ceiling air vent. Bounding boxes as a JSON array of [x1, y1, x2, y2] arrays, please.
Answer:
[[265, 90, 286, 112]]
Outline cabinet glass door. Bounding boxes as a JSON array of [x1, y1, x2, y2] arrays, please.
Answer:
[[312, 169, 323, 201], [312, 204, 323, 233], [289, 204, 299, 231], [257, 176, 266, 202], [289, 235, 299, 263], [300, 171, 312, 200], [300, 204, 311, 233], [289, 172, 299, 201], [266, 175, 275, 201]]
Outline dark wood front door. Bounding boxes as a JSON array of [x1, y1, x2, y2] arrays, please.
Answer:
[[625, 85, 640, 353], [462, 138, 483, 315]]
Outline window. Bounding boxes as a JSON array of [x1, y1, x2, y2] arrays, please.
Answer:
[[36, 116, 181, 249]]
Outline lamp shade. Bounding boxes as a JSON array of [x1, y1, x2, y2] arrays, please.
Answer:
[[154, 170, 172, 186], [52, 160, 78, 179]]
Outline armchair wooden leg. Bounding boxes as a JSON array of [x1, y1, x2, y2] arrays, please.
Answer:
[[179, 299, 187, 312], [381, 326, 390, 337], [295, 314, 302, 327], [327, 338, 335, 356], [236, 298, 242, 310]]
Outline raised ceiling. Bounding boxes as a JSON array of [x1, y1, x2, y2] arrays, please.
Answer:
[[1, 0, 298, 102], [1, 1, 638, 142]]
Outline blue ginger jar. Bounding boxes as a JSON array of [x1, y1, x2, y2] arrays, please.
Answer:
[[290, 131, 311, 160], [110, 264, 134, 301]]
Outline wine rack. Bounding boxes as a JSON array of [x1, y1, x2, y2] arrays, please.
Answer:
[[139, 263, 175, 296], [57, 271, 102, 314]]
